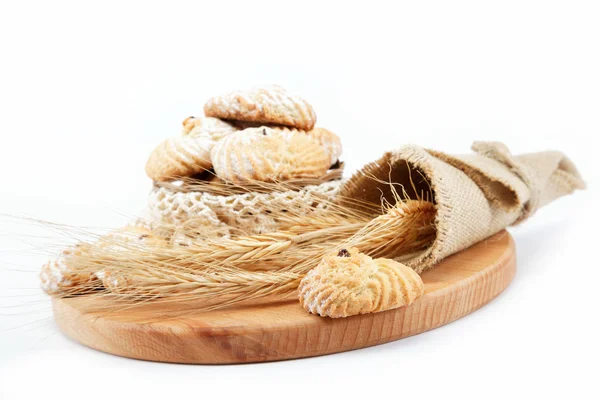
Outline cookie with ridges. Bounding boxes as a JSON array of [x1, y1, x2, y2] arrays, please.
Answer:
[[40, 243, 98, 295], [229, 123, 342, 166], [210, 127, 330, 183], [97, 224, 166, 252], [307, 127, 342, 165], [182, 116, 237, 140], [96, 225, 168, 294], [40, 225, 166, 295], [146, 117, 238, 182], [204, 85, 317, 130], [298, 247, 424, 318], [145, 135, 213, 181]]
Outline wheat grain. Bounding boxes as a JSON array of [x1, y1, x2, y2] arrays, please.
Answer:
[[40, 173, 436, 312]]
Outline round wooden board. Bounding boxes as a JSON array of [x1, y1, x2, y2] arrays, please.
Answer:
[[52, 231, 516, 364]]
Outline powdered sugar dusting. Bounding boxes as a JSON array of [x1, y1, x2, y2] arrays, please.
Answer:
[[204, 85, 317, 130]]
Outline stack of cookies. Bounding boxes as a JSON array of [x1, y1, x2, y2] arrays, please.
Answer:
[[145, 85, 344, 237], [145, 85, 342, 184]]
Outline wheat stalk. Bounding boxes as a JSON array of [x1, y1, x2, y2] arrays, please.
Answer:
[[40, 171, 437, 313], [43, 203, 435, 312]]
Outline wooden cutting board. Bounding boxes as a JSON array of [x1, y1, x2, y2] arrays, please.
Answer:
[[52, 231, 516, 364]]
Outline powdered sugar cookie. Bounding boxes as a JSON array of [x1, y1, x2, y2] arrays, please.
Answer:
[[40, 225, 168, 295], [204, 85, 317, 130], [210, 127, 330, 183], [95, 225, 169, 294], [298, 247, 424, 318], [145, 135, 213, 181], [307, 127, 342, 165], [98, 224, 166, 251], [182, 116, 237, 140], [146, 117, 238, 182], [40, 243, 98, 295], [227, 124, 342, 166]]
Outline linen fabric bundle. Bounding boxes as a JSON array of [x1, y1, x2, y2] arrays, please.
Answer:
[[340, 141, 585, 272]]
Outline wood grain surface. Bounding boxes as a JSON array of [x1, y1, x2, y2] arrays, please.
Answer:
[[52, 231, 516, 364]]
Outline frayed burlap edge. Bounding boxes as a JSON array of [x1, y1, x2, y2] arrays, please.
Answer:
[[340, 141, 585, 272]]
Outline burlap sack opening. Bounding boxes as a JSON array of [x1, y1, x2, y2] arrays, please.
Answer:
[[340, 141, 585, 273]]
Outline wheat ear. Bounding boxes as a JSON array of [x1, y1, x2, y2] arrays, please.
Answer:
[[43, 197, 435, 312]]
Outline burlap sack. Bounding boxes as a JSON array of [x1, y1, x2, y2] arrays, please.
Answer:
[[340, 141, 585, 272]]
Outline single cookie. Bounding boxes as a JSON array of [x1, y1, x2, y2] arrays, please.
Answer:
[[307, 127, 342, 165], [146, 117, 238, 182], [99, 268, 162, 297], [229, 123, 342, 166], [96, 225, 168, 294], [145, 135, 213, 181], [98, 224, 166, 252], [182, 116, 238, 140], [170, 215, 232, 246], [204, 85, 317, 130], [298, 247, 424, 318], [40, 243, 98, 295], [210, 127, 330, 183]]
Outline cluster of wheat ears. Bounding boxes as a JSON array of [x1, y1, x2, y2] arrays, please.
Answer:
[[44, 172, 437, 314]]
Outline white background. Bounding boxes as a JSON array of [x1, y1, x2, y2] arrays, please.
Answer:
[[0, 1, 598, 399]]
